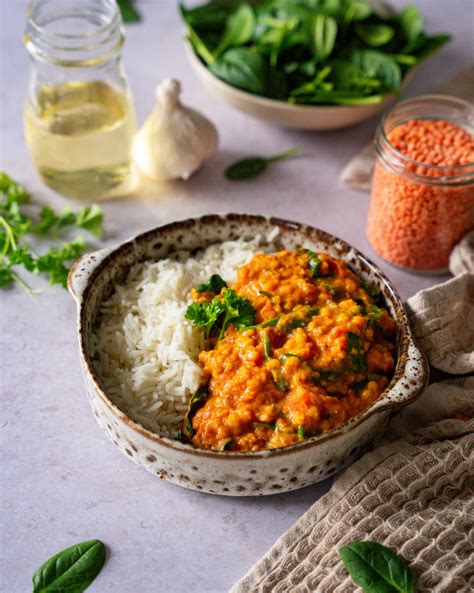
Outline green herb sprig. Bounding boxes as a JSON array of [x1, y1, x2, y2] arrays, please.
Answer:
[[339, 540, 415, 593], [197, 273, 228, 294], [0, 173, 103, 294], [32, 539, 106, 593], [181, 0, 450, 105], [225, 147, 300, 181], [185, 288, 256, 339]]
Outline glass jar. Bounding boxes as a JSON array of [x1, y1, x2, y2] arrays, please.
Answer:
[[23, 0, 136, 200], [367, 95, 474, 273]]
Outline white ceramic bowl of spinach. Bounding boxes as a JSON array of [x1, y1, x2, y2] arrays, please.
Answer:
[[181, 0, 450, 130]]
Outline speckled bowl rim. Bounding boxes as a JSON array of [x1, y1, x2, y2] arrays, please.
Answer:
[[70, 214, 429, 460]]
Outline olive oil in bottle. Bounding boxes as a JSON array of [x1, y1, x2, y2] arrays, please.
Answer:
[[24, 81, 136, 199]]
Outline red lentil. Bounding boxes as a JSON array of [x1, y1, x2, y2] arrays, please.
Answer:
[[367, 114, 474, 271], [186, 251, 397, 452]]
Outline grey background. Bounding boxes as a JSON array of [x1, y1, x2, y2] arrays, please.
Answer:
[[1, 1, 472, 592]]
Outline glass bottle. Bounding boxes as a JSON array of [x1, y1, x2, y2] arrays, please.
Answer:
[[23, 0, 136, 200], [367, 95, 474, 273]]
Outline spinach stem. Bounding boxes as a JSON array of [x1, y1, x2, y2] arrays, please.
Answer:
[[267, 146, 300, 163]]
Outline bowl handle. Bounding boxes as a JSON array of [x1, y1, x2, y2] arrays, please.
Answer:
[[67, 247, 114, 304], [369, 333, 429, 414]]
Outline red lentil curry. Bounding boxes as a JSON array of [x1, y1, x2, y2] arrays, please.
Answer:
[[182, 250, 397, 452]]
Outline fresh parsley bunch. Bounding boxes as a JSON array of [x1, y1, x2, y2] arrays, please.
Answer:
[[0, 172, 103, 294], [185, 285, 256, 340]]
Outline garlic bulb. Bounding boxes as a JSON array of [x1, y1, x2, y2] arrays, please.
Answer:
[[133, 78, 218, 181]]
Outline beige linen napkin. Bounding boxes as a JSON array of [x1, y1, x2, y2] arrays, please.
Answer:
[[340, 66, 474, 191], [230, 238, 474, 593]]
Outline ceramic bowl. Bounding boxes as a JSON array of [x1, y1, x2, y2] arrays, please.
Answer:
[[185, 42, 414, 130], [68, 214, 428, 496]]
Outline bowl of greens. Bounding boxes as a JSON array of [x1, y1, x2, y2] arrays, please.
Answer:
[[180, 0, 450, 130]]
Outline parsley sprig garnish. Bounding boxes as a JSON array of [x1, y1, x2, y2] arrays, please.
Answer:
[[185, 286, 255, 340], [0, 172, 103, 294]]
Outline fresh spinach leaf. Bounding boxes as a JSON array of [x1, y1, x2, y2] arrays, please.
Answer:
[[415, 34, 451, 60], [343, 0, 372, 23], [184, 386, 209, 437], [210, 47, 268, 93], [399, 4, 423, 45], [246, 316, 281, 330], [355, 23, 394, 46], [350, 49, 401, 91], [32, 539, 106, 593], [220, 438, 234, 450], [360, 281, 380, 301], [290, 91, 386, 104], [313, 14, 337, 60], [180, 2, 229, 32], [339, 540, 415, 593], [283, 317, 308, 332], [305, 249, 322, 277], [347, 331, 366, 373], [225, 147, 299, 180], [214, 3, 255, 57]]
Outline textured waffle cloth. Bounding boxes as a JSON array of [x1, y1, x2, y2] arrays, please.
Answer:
[[339, 66, 474, 191], [230, 238, 474, 593]]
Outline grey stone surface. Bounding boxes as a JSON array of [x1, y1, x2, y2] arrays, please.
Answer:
[[0, 1, 472, 591]]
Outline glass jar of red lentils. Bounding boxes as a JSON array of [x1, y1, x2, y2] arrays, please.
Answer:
[[367, 95, 474, 273]]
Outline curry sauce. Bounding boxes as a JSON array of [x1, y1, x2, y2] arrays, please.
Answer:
[[185, 250, 396, 452]]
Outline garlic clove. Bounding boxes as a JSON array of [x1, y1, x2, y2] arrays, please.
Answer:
[[133, 78, 218, 181]]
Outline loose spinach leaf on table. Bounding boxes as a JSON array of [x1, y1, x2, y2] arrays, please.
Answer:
[[180, 0, 451, 105], [32, 539, 106, 593], [225, 147, 300, 181], [339, 540, 415, 593]]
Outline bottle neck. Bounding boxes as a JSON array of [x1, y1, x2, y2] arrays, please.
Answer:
[[24, 0, 124, 67]]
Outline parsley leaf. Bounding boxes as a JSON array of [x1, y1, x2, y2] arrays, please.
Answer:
[[36, 236, 86, 287], [0, 172, 103, 294], [75, 205, 104, 236], [185, 298, 226, 339], [185, 288, 256, 340], [197, 274, 228, 294], [220, 289, 256, 336]]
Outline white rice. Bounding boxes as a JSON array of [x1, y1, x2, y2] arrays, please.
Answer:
[[91, 235, 275, 437]]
